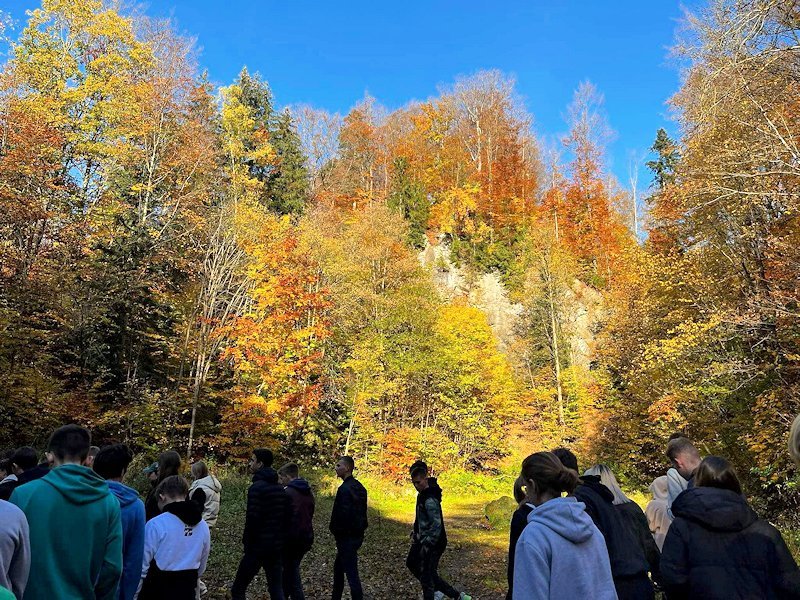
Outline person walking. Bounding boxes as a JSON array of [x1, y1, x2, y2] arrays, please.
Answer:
[[0, 448, 48, 501], [189, 461, 222, 528], [406, 461, 471, 600], [665, 437, 701, 518], [661, 456, 800, 599], [553, 448, 652, 599], [0, 499, 29, 599], [278, 463, 315, 600], [231, 449, 291, 600], [9, 425, 122, 600], [513, 452, 617, 600], [645, 476, 670, 551], [93, 444, 146, 600], [145, 451, 182, 521], [138, 476, 210, 600], [330, 456, 368, 600], [506, 477, 532, 600]]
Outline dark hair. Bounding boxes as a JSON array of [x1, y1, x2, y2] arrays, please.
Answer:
[[513, 476, 526, 503], [409, 460, 428, 478], [93, 444, 133, 480], [156, 475, 190, 500], [668, 432, 686, 441], [48, 425, 91, 461], [158, 451, 182, 480], [12, 447, 39, 470], [551, 447, 579, 473], [338, 456, 355, 472], [666, 437, 699, 462], [0, 458, 12, 475], [522, 452, 579, 496], [695, 456, 742, 495], [278, 462, 299, 479], [254, 449, 274, 467]]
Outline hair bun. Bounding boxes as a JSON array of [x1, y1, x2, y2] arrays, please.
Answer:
[[558, 468, 579, 493]]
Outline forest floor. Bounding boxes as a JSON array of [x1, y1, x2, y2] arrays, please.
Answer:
[[198, 469, 800, 600]]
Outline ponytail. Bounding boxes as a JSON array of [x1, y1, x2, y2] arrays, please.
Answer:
[[521, 451, 578, 497]]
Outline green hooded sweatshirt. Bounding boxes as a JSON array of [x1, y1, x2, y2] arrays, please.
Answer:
[[10, 464, 123, 600]]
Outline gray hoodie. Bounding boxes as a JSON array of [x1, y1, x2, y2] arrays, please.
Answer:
[[0, 500, 30, 599], [513, 496, 617, 600]]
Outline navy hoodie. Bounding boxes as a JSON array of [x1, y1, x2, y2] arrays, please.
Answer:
[[107, 481, 145, 600], [285, 478, 315, 551]]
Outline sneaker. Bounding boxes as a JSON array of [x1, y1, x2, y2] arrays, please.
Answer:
[[459, 594, 473, 600], [433, 593, 445, 600]]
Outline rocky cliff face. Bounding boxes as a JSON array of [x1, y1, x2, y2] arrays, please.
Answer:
[[419, 239, 601, 366]]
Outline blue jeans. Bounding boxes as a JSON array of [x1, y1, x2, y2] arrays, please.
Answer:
[[332, 536, 363, 600]]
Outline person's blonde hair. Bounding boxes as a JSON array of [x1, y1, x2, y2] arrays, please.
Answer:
[[584, 464, 631, 505], [790, 415, 800, 467]]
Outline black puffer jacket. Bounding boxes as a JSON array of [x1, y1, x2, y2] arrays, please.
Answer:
[[661, 487, 800, 600], [242, 467, 291, 555], [413, 478, 447, 550], [329, 475, 368, 539], [575, 476, 650, 580]]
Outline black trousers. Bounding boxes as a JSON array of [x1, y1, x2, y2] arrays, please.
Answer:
[[231, 551, 285, 600], [406, 542, 460, 600], [332, 535, 363, 600], [614, 573, 655, 600], [282, 542, 310, 600]]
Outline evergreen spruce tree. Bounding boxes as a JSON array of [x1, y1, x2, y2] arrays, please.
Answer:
[[267, 109, 310, 216], [646, 128, 680, 189], [387, 157, 429, 248]]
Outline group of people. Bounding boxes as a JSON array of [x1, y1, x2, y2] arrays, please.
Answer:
[[1, 423, 800, 600], [506, 437, 800, 599]]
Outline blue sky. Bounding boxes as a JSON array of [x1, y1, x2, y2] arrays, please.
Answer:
[[3, 0, 699, 190]]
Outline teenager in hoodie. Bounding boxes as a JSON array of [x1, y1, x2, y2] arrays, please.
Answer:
[[406, 461, 472, 600], [645, 476, 670, 551], [94, 444, 146, 600], [514, 452, 617, 600], [137, 476, 210, 600], [0, 499, 29, 599], [330, 456, 368, 600], [231, 448, 291, 600], [553, 448, 652, 599], [506, 476, 533, 600], [278, 463, 315, 600], [661, 456, 800, 599], [189, 461, 222, 528], [10, 425, 123, 600], [0, 448, 48, 501]]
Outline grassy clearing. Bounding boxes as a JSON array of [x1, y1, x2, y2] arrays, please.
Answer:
[[191, 468, 799, 599]]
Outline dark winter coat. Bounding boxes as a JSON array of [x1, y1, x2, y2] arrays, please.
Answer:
[[329, 475, 368, 539], [574, 476, 650, 581], [616, 501, 661, 582], [661, 487, 800, 600], [242, 467, 291, 556], [285, 478, 315, 552], [506, 503, 534, 600], [0, 465, 49, 501], [413, 478, 447, 550]]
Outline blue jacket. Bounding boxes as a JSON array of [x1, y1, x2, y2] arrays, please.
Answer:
[[513, 497, 617, 600], [107, 481, 145, 600]]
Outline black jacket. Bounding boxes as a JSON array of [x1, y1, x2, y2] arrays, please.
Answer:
[[413, 478, 447, 551], [575, 476, 650, 580], [242, 467, 291, 555], [661, 487, 800, 600], [617, 501, 661, 582], [506, 503, 534, 600], [329, 475, 368, 539], [0, 465, 49, 501]]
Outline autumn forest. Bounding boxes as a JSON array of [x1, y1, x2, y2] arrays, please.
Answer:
[[1, 0, 799, 507]]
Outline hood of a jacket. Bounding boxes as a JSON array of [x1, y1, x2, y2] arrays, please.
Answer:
[[253, 466, 279, 484], [107, 480, 140, 508], [287, 478, 312, 495], [193, 475, 222, 493], [528, 496, 595, 544], [163, 499, 203, 526], [672, 487, 757, 532], [17, 464, 49, 485], [419, 477, 443, 503], [41, 464, 110, 505], [649, 475, 668, 500], [579, 475, 615, 504]]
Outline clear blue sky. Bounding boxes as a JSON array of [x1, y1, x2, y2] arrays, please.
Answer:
[[3, 0, 699, 190]]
